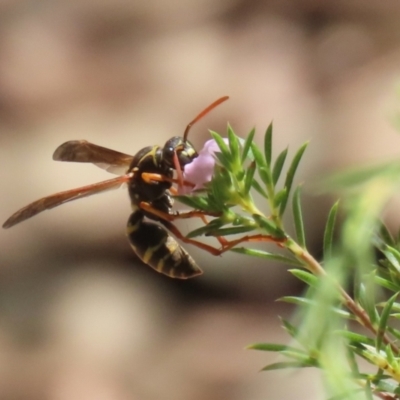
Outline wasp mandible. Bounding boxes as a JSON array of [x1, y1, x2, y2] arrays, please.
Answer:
[[3, 96, 229, 279]]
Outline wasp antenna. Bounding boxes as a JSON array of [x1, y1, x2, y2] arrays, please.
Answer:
[[183, 96, 229, 142]]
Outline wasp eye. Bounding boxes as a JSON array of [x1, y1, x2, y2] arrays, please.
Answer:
[[163, 137, 181, 165], [163, 136, 198, 170]]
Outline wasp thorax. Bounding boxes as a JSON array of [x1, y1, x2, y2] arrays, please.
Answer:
[[162, 136, 198, 169]]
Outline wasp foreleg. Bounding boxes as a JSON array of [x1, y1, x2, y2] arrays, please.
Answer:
[[141, 172, 195, 192]]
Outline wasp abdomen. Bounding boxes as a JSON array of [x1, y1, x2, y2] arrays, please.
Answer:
[[127, 211, 202, 279]]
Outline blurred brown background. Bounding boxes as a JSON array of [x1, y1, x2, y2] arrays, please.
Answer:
[[1, 1, 400, 399]]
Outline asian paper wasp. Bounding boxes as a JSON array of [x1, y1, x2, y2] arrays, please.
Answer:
[[3, 96, 229, 279]]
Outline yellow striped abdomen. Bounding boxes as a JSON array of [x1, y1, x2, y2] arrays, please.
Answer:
[[126, 211, 202, 279]]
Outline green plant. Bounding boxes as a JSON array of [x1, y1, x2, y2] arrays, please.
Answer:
[[177, 123, 400, 399]]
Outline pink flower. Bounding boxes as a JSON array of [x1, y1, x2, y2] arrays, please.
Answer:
[[179, 139, 227, 194]]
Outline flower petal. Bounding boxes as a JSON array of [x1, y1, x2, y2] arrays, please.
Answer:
[[179, 138, 228, 194]]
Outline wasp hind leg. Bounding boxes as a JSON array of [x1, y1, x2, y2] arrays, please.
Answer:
[[126, 210, 202, 279], [139, 201, 286, 256]]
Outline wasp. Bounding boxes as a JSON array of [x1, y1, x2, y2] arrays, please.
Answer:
[[3, 96, 229, 279]]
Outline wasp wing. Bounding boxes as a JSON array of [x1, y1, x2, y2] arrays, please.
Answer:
[[53, 140, 134, 175], [3, 174, 133, 229]]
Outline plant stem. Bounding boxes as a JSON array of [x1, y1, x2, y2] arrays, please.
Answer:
[[286, 239, 400, 355]]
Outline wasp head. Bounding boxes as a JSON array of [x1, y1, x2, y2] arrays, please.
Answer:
[[162, 136, 198, 169]]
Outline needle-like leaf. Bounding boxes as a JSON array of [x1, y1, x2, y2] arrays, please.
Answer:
[[209, 130, 231, 160], [323, 201, 339, 260], [289, 269, 317, 287], [264, 122, 273, 167], [292, 185, 306, 248], [227, 125, 240, 162], [241, 128, 256, 163], [272, 147, 288, 185], [231, 247, 302, 266], [205, 225, 255, 237], [244, 162, 256, 195], [251, 179, 268, 198], [279, 142, 309, 216], [376, 292, 399, 351]]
